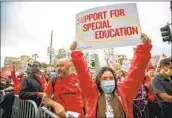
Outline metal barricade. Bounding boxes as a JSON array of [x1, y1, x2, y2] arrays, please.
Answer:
[[10, 95, 59, 118], [18, 99, 39, 118], [11, 95, 20, 118], [0, 91, 5, 118], [38, 106, 59, 118]]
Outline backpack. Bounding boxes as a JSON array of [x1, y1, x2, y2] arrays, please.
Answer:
[[51, 75, 57, 94]]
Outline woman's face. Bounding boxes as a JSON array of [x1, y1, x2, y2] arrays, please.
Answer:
[[100, 71, 115, 84], [147, 69, 155, 77]]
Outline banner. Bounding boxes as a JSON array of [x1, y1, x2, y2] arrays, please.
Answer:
[[0, 66, 12, 78], [76, 3, 141, 49]]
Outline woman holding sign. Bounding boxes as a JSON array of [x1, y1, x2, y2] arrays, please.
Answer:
[[70, 33, 152, 118]]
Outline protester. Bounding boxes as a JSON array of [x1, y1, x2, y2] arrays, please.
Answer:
[[0, 72, 15, 118], [0, 92, 15, 118], [44, 70, 51, 83], [25, 63, 31, 75], [89, 71, 96, 83], [70, 33, 152, 117], [154, 53, 167, 76], [42, 58, 98, 118], [0, 74, 14, 93], [133, 78, 148, 118], [10, 64, 24, 95], [151, 57, 172, 118], [144, 63, 163, 118], [19, 61, 45, 106], [116, 70, 127, 83]]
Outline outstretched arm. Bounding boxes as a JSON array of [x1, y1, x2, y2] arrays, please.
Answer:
[[70, 42, 98, 117], [119, 33, 152, 102]]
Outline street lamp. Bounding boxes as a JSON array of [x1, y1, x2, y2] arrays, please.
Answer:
[[32, 54, 39, 61]]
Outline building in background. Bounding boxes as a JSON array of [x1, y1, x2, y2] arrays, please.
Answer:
[[4, 55, 30, 68], [20, 55, 30, 67], [4, 57, 20, 68]]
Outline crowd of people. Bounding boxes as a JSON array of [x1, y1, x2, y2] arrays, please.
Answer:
[[0, 33, 172, 118]]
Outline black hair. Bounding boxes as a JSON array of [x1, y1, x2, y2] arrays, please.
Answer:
[[167, 57, 172, 63], [95, 67, 117, 95], [32, 61, 41, 68], [160, 57, 171, 67], [28, 63, 32, 67]]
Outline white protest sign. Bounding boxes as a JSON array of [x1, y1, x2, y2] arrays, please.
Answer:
[[76, 3, 141, 49], [121, 60, 131, 71], [108, 55, 118, 68]]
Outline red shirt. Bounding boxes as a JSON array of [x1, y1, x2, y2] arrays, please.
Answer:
[[145, 76, 156, 101], [45, 74, 84, 116], [39, 73, 47, 91]]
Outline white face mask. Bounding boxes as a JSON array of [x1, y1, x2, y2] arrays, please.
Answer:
[[101, 80, 115, 94]]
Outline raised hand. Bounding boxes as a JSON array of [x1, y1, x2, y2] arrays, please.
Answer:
[[70, 41, 77, 51], [141, 33, 152, 44]]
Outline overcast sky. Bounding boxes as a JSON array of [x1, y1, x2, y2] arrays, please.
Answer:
[[1, 2, 171, 67]]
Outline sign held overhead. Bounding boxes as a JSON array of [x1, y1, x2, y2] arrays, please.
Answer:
[[76, 3, 142, 49]]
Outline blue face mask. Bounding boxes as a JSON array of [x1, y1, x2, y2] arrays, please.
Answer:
[[101, 80, 115, 94]]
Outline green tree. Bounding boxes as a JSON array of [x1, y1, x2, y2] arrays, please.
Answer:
[[114, 63, 121, 71], [70, 62, 76, 74], [53, 48, 67, 68], [27, 57, 34, 64], [119, 57, 127, 65], [55, 48, 67, 60], [41, 62, 48, 68]]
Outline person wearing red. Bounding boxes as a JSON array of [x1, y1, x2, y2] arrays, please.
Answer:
[[70, 33, 152, 118], [145, 63, 162, 118], [10, 65, 23, 95], [145, 63, 156, 101], [43, 58, 98, 117], [39, 72, 48, 91]]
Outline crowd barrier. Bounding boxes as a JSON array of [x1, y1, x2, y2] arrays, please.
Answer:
[[39, 106, 59, 118], [19, 99, 39, 118], [9, 95, 59, 118], [11, 95, 20, 118]]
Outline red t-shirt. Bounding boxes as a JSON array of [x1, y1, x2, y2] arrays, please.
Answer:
[[39, 73, 47, 91], [45, 74, 84, 116], [14, 80, 21, 95]]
